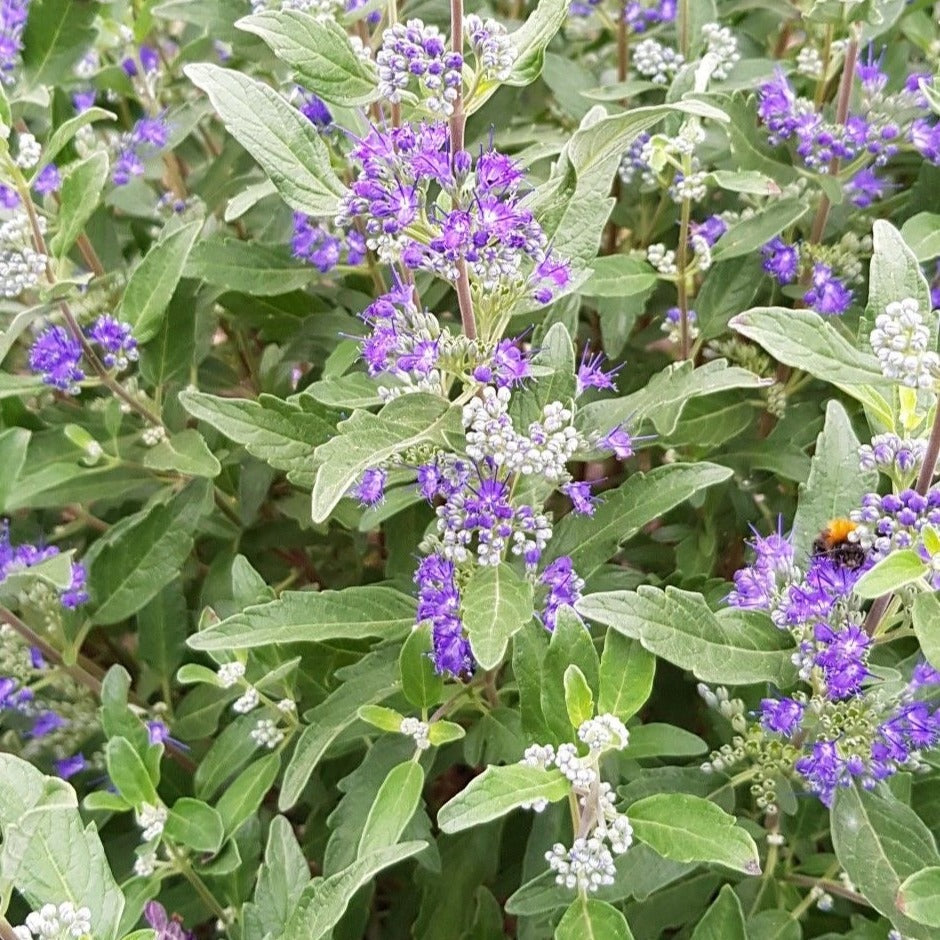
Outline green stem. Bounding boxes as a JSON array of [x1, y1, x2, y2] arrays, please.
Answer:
[[168, 846, 229, 922]]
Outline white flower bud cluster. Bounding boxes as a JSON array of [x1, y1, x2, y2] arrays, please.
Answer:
[[796, 46, 823, 79], [465, 14, 515, 82], [634, 38, 684, 84], [217, 661, 246, 688], [277, 698, 297, 713], [463, 387, 584, 481], [137, 802, 168, 841], [577, 713, 629, 752], [647, 243, 677, 275], [670, 170, 708, 204], [0, 212, 47, 299], [520, 743, 556, 811], [12, 903, 92, 940], [697, 684, 747, 731], [556, 742, 598, 788], [15, 133, 41, 169], [141, 425, 167, 446], [546, 835, 617, 892], [400, 716, 431, 749], [74, 50, 99, 80], [232, 686, 260, 714], [690, 232, 713, 271], [870, 297, 940, 389], [701, 23, 740, 81], [251, 718, 285, 749], [134, 850, 158, 877], [279, 0, 344, 20]]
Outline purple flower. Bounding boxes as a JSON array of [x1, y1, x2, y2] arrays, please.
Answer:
[[727, 520, 794, 611], [795, 739, 844, 806], [29, 646, 46, 669], [473, 338, 532, 388], [55, 753, 86, 779], [29, 710, 66, 738], [112, 147, 145, 186], [29, 326, 85, 393], [760, 698, 804, 736], [85, 315, 137, 369], [415, 553, 473, 677], [814, 623, 871, 699], [0, 0, 30, 78], [761, 237, 800, 285], [122, 44, 160, 76], [72, 89, 96, 112], [298, 91, 333, 128], [623, 0, 676, 31], [145, 902, 193, 940], [576, 346, 621, 395], [846, 168, 893, 208], [910, 119, 940, 164], [132, 116, 169, 149], [856, 44, 887, 94], [539, 556, 585, 631], [757, 70, 800, 143], [804, 263, 853, 315], [354, 468, 387, 507], [291, 214, 342, 272], [61, 562, 89, 609], [561, 480, 599, 516], [0, 184, 19, 208], [33, 164, 60, 195], [689, 215, 727, 247], [911, 661, 940, 690], [599, 425, 635, 460]]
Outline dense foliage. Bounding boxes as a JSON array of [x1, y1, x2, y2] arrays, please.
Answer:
[[2, 0, 940, 937]]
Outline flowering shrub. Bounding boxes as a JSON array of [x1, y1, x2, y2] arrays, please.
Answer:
[[3, 0, 940, 937]]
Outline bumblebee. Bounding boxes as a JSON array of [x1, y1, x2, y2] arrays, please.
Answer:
[[811, 518, 868, 570]]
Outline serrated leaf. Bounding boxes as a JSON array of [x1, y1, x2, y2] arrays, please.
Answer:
[[628, 793, 761, 874], [187, 585, 415, 649], [237, 11, 377, 105], [90, 480, 211, 625], [185, 63, 347, 216], [854, 550, 928, 599], [280, 842, 426, 940], [546, 462, 733, 577], [578, 586, 795, 686], [556, 897, 635, 939], [120, 219, 202, 343], [791, 399, 879, 554], [832, 784, 939, 939], [437, 765, 569, 833], [357, 761, 425, 858], [598, 632, 655, 722], [311, 393, 460, 522], [462, 563, 534, 670], [179, 389, 339, 478]]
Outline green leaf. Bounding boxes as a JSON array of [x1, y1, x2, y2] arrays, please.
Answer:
[[730, 307, 893, 424], [712, 198, 809, 260], [237, 11, 377, 105], [854, 550, 928, 599], [462, 563, 534, 670], [707, 170, 781, 196], [913, 592, 940, 672], [215, 753, 281, 838], [546, 463, 733, 577], [142, 429, 222, 478], [187, 585, 415, 649], [0, 754, 75, 825], [179, 389, 339, 480], [900, 213, 940, 262], [541, 606, 600, 740], [578, 586, 795, 686], [357, 761, 425, 858], [563, 664, 594, 729], [104, 737, 158, 808], [437, 765, 569, 834], [184, 63, 347, 216], [119, 219, 202, 343], [428, 720, 465, 745], [584, 255, 658, 298], [898, 867, 940, 927], [399, 623, 444, 710], [359, 704, 405, 733], [621, 724, 708, 760], [691, 884, 747, 940], [831, 784, 939, 940], [505, 0, 568, 85], [279, 650, 399, 809], [21, 0, 97, 87], [50, 152, 109, 258], [244, 816, 310, 940], [311, 393, 461, 522], [184, 237, 315, 296], [35, 108, 115, 173], [628, 793, 761, 875], [280, 842, 426, 940], [164, 798, 225, 853], [90, 480, 211, 625], [791, 399, 879, 555], [598, 632, 655, 722], [556, 897, 635, 939]]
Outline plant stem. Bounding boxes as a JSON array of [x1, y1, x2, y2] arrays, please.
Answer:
[[677, 0, 690, 59], [0, 916, 20, 940], [808, 31, 859, 246], [676, 194, 693, 360], [168, 846, 230, 922]]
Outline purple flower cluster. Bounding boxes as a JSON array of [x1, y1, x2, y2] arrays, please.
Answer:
[[338, 122, 570, 303], [297, 90, 333, 128], [472, 337, 533, 388], [33, 164, 61, 196], [726, 520, 795, 610], [121, 44, 160, 78], [760, 239, 853, 315], [113, 116, 170, 186], [0, 0, 30, 82], [86, 315, 138, 369], [850, 487, 940, 558], [0, 521, 89, 609], [291, 214, 365, 273], [623, 0, 676, 31], [858, 433, 925, 479], [577, 346, 621, 396], [539, 556, 585, 630], [29, 326, 85, 393], [354, 467, 387, 507], [415, 553, 473, 677], [144, 902, 193, 940]]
